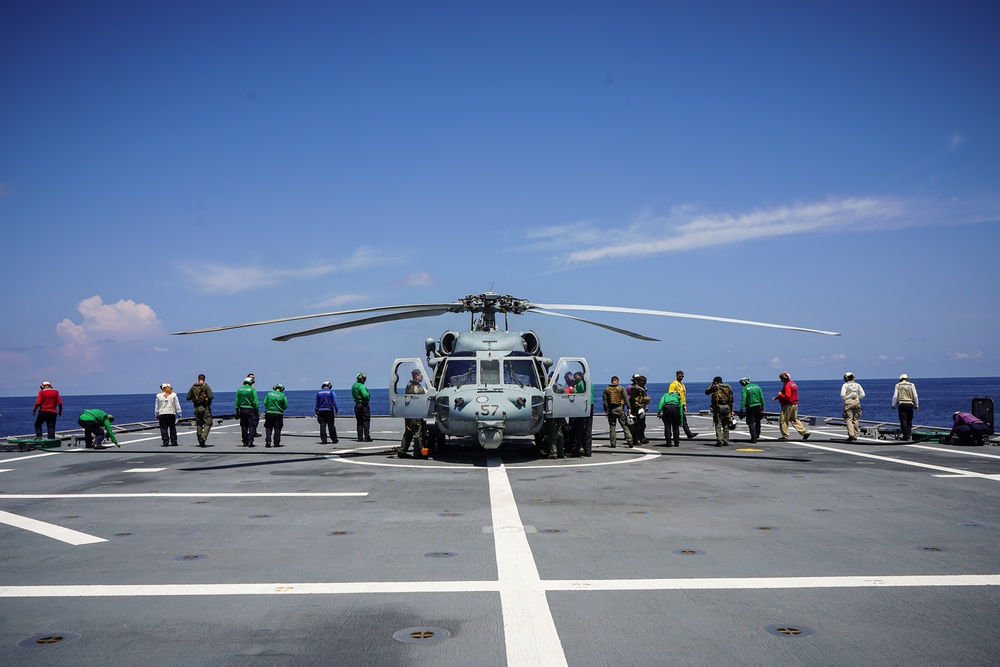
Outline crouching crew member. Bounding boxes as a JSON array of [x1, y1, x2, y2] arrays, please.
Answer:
[[738, 377, 765, 444], [77, 409, 119, 449], [657, 390, 685, 447]]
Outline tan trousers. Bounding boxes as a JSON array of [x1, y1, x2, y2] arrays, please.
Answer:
[[843, 399, 862, 439], [780, 404, 809, 438]]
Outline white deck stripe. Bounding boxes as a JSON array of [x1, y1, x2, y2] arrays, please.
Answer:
[[793, 438, 1000, 480], [0, 510, 107, 546], [0, 451, 60, 463], [1, 492, 368, 498], [488, 457, 569, 667], [2, 574, 997, 598], [907, 444, 1000, 459]]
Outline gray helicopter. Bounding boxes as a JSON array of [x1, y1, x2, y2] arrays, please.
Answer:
[[173, 292, 840, 448]]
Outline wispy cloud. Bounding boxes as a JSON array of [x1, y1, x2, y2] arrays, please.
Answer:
[[310, 293, 369, 309], [531, 196, 997, 266], [398, 272, 436, 287], [950, 132, 964, 151], [176, 246, 391, 294], [949, 350, 983, 360]]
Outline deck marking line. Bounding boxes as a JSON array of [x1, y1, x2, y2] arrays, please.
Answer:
[[0, 469, 12, 474], [488, 456, 569, 667], [0, 452, 61, 463], [792, 440, 1000, 480], [545, 574, 1000, 590], [907, 444, 1000, 460], [1, 492, 368, 499], [2, 574, 997, 598], [123, 468, 167, 473], [0, 510, 107, 546]]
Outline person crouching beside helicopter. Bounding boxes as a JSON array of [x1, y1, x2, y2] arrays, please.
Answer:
[[399, 369, 427, 458]]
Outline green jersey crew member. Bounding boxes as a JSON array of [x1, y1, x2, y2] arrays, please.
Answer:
[[77, 409, 119, 449], [235, 377, 260, 447], [263, 384, 288, 448], [352, 372, 372, 442]]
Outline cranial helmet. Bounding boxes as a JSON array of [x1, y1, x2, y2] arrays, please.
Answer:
[[779, 372, 790, 381], [899, 374, 909, 381], [273, 383, 284, 391], [321, 381, 332, 388], [844, 372, 855, 381], [41, 381, 52, 388], [243, 378, 253, 385], [356, 372, 366, 382], [739, 377, 751, 386]]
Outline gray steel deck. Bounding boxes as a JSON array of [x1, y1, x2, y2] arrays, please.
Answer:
[[1, 414, 998, 666]]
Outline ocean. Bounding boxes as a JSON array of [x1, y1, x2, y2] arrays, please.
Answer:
[[2, 377, 997, 439]]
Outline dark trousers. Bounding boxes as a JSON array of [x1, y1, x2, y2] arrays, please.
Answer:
[[77, 419, 105, 447], [35, 411, 58, 439], [239, 408, 258, 445], [682, 413, 695, 438], [264, 413, 284, 446], [317, 410, 338, 443], [745, 406, 763, 442], [158, 414, 178, 445], [898, 404, 915, 440], [661, 408, 681, 445], [354, 404, 371, 440]]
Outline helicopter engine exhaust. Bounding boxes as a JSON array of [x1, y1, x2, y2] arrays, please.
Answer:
[[520, 331, 541, 355], [440, 331, 459, 355]]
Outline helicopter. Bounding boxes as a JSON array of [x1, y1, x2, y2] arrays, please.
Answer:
[[173, 292, 840, 449]]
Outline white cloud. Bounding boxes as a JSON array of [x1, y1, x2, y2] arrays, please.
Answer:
[[531, 196, 999, 266], [399, 272, 436, 287], [311, 293, 369, 309], [769, 357, 783, 368], [56, 296, 162, 345], [950, 132, 963, 151], [176, 246, 392, 294], [949, 351, 983, 360]]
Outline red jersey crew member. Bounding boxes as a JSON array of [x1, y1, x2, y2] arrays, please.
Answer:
[[771, 372, 811, 441]]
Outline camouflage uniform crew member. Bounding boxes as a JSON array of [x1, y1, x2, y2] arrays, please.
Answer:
[[602, 376, 634, 448], [185, 374, 214, 447], [705, 376, 734, 446], [399, 369, 427, 458]]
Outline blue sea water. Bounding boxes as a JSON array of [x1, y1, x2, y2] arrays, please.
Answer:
[[2, 377, 997, 439]]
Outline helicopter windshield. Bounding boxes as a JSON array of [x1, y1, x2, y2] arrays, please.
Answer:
[[503, 359, 539, 388], [444, 359, 477, 388]]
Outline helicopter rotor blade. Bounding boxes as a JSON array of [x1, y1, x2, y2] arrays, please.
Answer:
[[272, 308, 454, 342], [172, 303, 460, 335], [530, 309, 661, 342], [530, 303, 841, 336]]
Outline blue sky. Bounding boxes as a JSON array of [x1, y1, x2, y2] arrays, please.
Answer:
[[2, 1, 998, 396]]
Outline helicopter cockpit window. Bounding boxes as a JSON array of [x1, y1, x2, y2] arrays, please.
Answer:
[[445, 359, 477, 387], [503, 359, 539, 388], [393, 361, 428, 395], [549, 360, 587, 394], [480, 360, 501, 385]]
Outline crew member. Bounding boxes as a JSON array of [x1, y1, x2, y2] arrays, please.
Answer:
[[399, 369, 427, 458], [891, 374, 919, 441], [668, 371, 699, 440], [263, 383, 288, 447], [235, 376, 260, 447], [352, 372, 372, 442], [771, 372, 811, 441], [628, 374, 651, 445], [315, 381, 339, 444], [657, 390, 685, 447], [77, 409, 119, 449], [738, 377, 765, 444], [602, 376, 633, 448], [840, 372, 866, 442], [705, 376, 734, 446], [154, 382, 182, 447], [32, 381, 62, 440], [947, 411, 989, 446], [185, 374, 214, 447]]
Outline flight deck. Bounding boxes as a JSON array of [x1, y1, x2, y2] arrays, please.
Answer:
[[1, 413, 998, 666]]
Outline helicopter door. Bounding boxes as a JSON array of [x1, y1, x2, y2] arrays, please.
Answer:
[[389, 358, 435, 419], [545, 357, 591, 419]]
